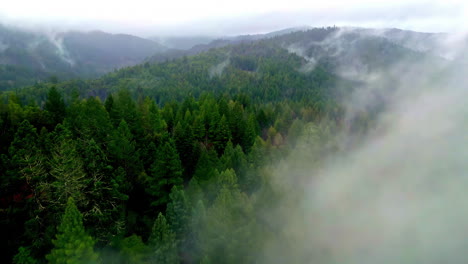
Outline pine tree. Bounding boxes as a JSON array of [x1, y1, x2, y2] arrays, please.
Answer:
[[193, 148, 220, 184], [147, 138, 183, 207], [166, 187, 190, 242], [12, 247, 37, 264], [192, 115, 206, 142], [213, 115, 231, 155], [173, 121, 197, 179], [139, 97, 167, 141], [65, 96, 113, 144], [241, 113, 258, 153], [107, 119, 141, 182], [7, 120, 44, 192], [46, 197, 99, 264], [118, 234, 149, 264], [149, 213, 178, 264], [104, 94, 114, 114], [48, 127, 87, 208], [44, 86, 66, 126], [202, 170, 255, 264]]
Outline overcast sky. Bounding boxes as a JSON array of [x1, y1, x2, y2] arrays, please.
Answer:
[[0, 0, 466, 36]]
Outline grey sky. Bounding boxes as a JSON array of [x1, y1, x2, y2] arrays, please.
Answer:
[[0, 0, 466, 36]]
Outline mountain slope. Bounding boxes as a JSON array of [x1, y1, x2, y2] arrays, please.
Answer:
[[147, 27, 315, 63], [9, 26, 449, 108], [0, 25, 166, 90]]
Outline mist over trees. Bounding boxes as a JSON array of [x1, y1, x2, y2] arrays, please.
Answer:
[[1, 26, 467, 263]]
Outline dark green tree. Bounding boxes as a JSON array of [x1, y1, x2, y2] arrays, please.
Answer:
[[48, 127, 87, 208], [166, 187, 190, 241], [118, 234, 149, 264], [173, 121, 198, 180], [46, 197, 99, 264], [12, 247, 37, 264], [107, 119, 141, 182], [44, 86, 66, 126], [212, 115, 231, 155], [147, 138, 183, 207], [148, 213, 178, 264]]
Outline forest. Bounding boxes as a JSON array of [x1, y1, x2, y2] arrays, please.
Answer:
[[0, 29, 366, 263], [2, 24, 462, 263]]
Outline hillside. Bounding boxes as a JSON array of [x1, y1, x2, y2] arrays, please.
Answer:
[[0, 25, 166, 90], [0, 26, 464, 263]]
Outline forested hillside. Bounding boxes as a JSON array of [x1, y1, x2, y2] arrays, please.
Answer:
[[0, 26, 460, 263], [0, 25, 166, 91]]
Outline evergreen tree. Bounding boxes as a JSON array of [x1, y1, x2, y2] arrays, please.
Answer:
[[241, 113, 258, 153], [193, 148, 220, 185], [192, 115, 206, 142], [107, 119, 141, 182], [148, 213, 178, 264], [48, 127, 87, 208], [201, 170, 256, 264], [46, 197, 99, 264], [139, 96, 167, 141], [104, 94, 114, 114], [147, 138, 183, 207], [220, 141, 248, 191], [44, 86, 66, 126], [65, 97, 113, 144], [81, 138, 128, 242], [12, 247, 37, 264], [118, 234, 149, 264], [166, 187, 190, 241], [213, 115, 231, 155], [173, 121, 198, 180], [6, 120, 44, 193]]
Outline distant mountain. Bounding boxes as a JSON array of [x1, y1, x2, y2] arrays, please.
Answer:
[[61, 31, 167, 71], [345, 27, 468, 60], [148, 26, 315, 63], [270, 27, 448, 80], [151, 36, 215, 50], [0, 25, 166, 90], [148, 26, 456, 74], [40, 27, 441, 101], [1, 25, 459, 93]]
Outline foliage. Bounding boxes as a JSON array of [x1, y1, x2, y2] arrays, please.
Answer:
[[45, 197, 99, 264], [0, 28, 367, 263]]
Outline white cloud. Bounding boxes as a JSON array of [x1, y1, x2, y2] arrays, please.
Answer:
[[0, 0, 466, 36]]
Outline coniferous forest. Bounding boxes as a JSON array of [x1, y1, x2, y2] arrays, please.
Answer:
[[1, 25, 465, 263], [0, 28, 357, 263]]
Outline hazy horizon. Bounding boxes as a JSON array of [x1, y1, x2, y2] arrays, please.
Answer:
[[1, 0, 466, 37]]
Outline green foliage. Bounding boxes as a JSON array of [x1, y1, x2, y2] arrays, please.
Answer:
[[147, 139, 184, 207], [166, 187, 190, 242], [108, 119, 141, 182], [118, 235, 148, 264], [46, 197, 99, 264], [0, 28, 358, 263], [148, 213, 178, 264], [13, 247, 37, 264], [44, 87, 66, 126], [48, 126, 87, 207], [199, 169, 256, 264]]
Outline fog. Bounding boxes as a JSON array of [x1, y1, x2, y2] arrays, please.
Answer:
[[0, 0, 466, 37], [258, 32, 468, 263], [2, 1, 467, 262]]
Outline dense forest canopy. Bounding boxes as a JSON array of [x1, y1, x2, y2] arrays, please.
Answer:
[[1, 26, 467, 263]]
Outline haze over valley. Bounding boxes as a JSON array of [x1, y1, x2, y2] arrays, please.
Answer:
[[0, 1, 467, 263]]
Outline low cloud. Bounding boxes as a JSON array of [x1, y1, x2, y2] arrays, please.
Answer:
[[259, 32, 468, 263]]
